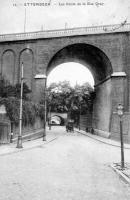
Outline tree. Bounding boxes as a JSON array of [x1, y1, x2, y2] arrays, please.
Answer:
[[46, 81, 95, 118], [46, 81, 73, 113], [0, 76, 44, 126], [0, 76, 31, 100]]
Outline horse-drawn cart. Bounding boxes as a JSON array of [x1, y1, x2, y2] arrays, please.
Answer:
[[66, 119, 74, 132]]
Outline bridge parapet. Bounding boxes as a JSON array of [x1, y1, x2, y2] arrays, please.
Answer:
[[0, 23, 130, 42]]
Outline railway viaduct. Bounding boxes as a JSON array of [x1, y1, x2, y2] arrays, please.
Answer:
[[0, 23, 130, 142]]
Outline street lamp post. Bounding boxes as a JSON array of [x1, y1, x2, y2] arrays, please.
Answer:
[[117, 104, 125, 169], [48, 93, 53, 130], [78, 96, 82, 131], [49, 105, 51, 130], [79, 103, 81, 131], [34, 74, 47, 141], [17, 62, 24, 148], [43, 76, 47, 141]]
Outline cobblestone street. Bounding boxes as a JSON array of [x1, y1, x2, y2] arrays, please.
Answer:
[[0, 127, 130, 200]]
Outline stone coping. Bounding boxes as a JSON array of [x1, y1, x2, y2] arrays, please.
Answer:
[[0, 23, 129, 42], [111, 163, 130, 185]]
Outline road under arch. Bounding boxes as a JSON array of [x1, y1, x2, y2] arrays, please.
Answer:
[[46, 43, 113, 138]]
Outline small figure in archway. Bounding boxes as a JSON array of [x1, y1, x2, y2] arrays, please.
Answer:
[[66, 119, 74, 132]]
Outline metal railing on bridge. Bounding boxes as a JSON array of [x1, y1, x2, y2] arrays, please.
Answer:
[[0, 23, 130, 42]]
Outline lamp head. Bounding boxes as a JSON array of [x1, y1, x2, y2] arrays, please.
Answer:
[[117, 104, 124, 117]]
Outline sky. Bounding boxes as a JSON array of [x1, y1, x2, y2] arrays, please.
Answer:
[[47, 62, 94, 87], [0, 1, 129, 86], [0, 0, 129, 34]]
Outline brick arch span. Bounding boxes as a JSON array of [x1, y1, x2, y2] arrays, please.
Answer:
[[1, 49, 16, 84], [46, 43, 113, 138], [19, 48, 34, 89], [47, 43, 113, 85], [51, 115, 65, 126]]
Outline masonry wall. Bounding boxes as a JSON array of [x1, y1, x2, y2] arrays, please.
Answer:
[[80, 113, 92, 131], [0, 32, 129, 83], [0, 113, 44, 143], [0, 31, 130, 141], [92, 79, 112, 137], [110, 76, 130, 143], [12, 117, 44, 141], [35, 33, 127, 76], [111, 113, 130, 144], [0, 114, 10, 144]]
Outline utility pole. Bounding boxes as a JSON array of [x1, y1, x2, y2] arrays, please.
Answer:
[[17, 62, 24, 148], [43, 77, 47, 141], [24, 8, 26, 32], [117, 104, 125, 169]]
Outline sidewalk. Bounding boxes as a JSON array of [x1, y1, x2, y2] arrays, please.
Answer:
[[1, 127, 130, 156], [75, 129, 130, 149], [0, 126, 130, 185], [76, 128, 130, 185], [0, 126, 66, 156], [0, 133, 58, 156], [111, 163, 130, 185]]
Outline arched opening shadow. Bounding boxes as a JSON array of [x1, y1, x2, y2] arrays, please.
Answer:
[[46, 43, 113, 135]]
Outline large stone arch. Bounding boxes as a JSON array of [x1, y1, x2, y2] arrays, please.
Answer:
[[1, 49, 15, 84], [46, 43, 113, 137], [47, 43, 113, 84]]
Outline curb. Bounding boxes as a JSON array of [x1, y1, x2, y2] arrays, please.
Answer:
[[110, 164, 130, 185], [75, 129, 130, 149], [0, 136, 58, 156], [11, 129, 44, 143]]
